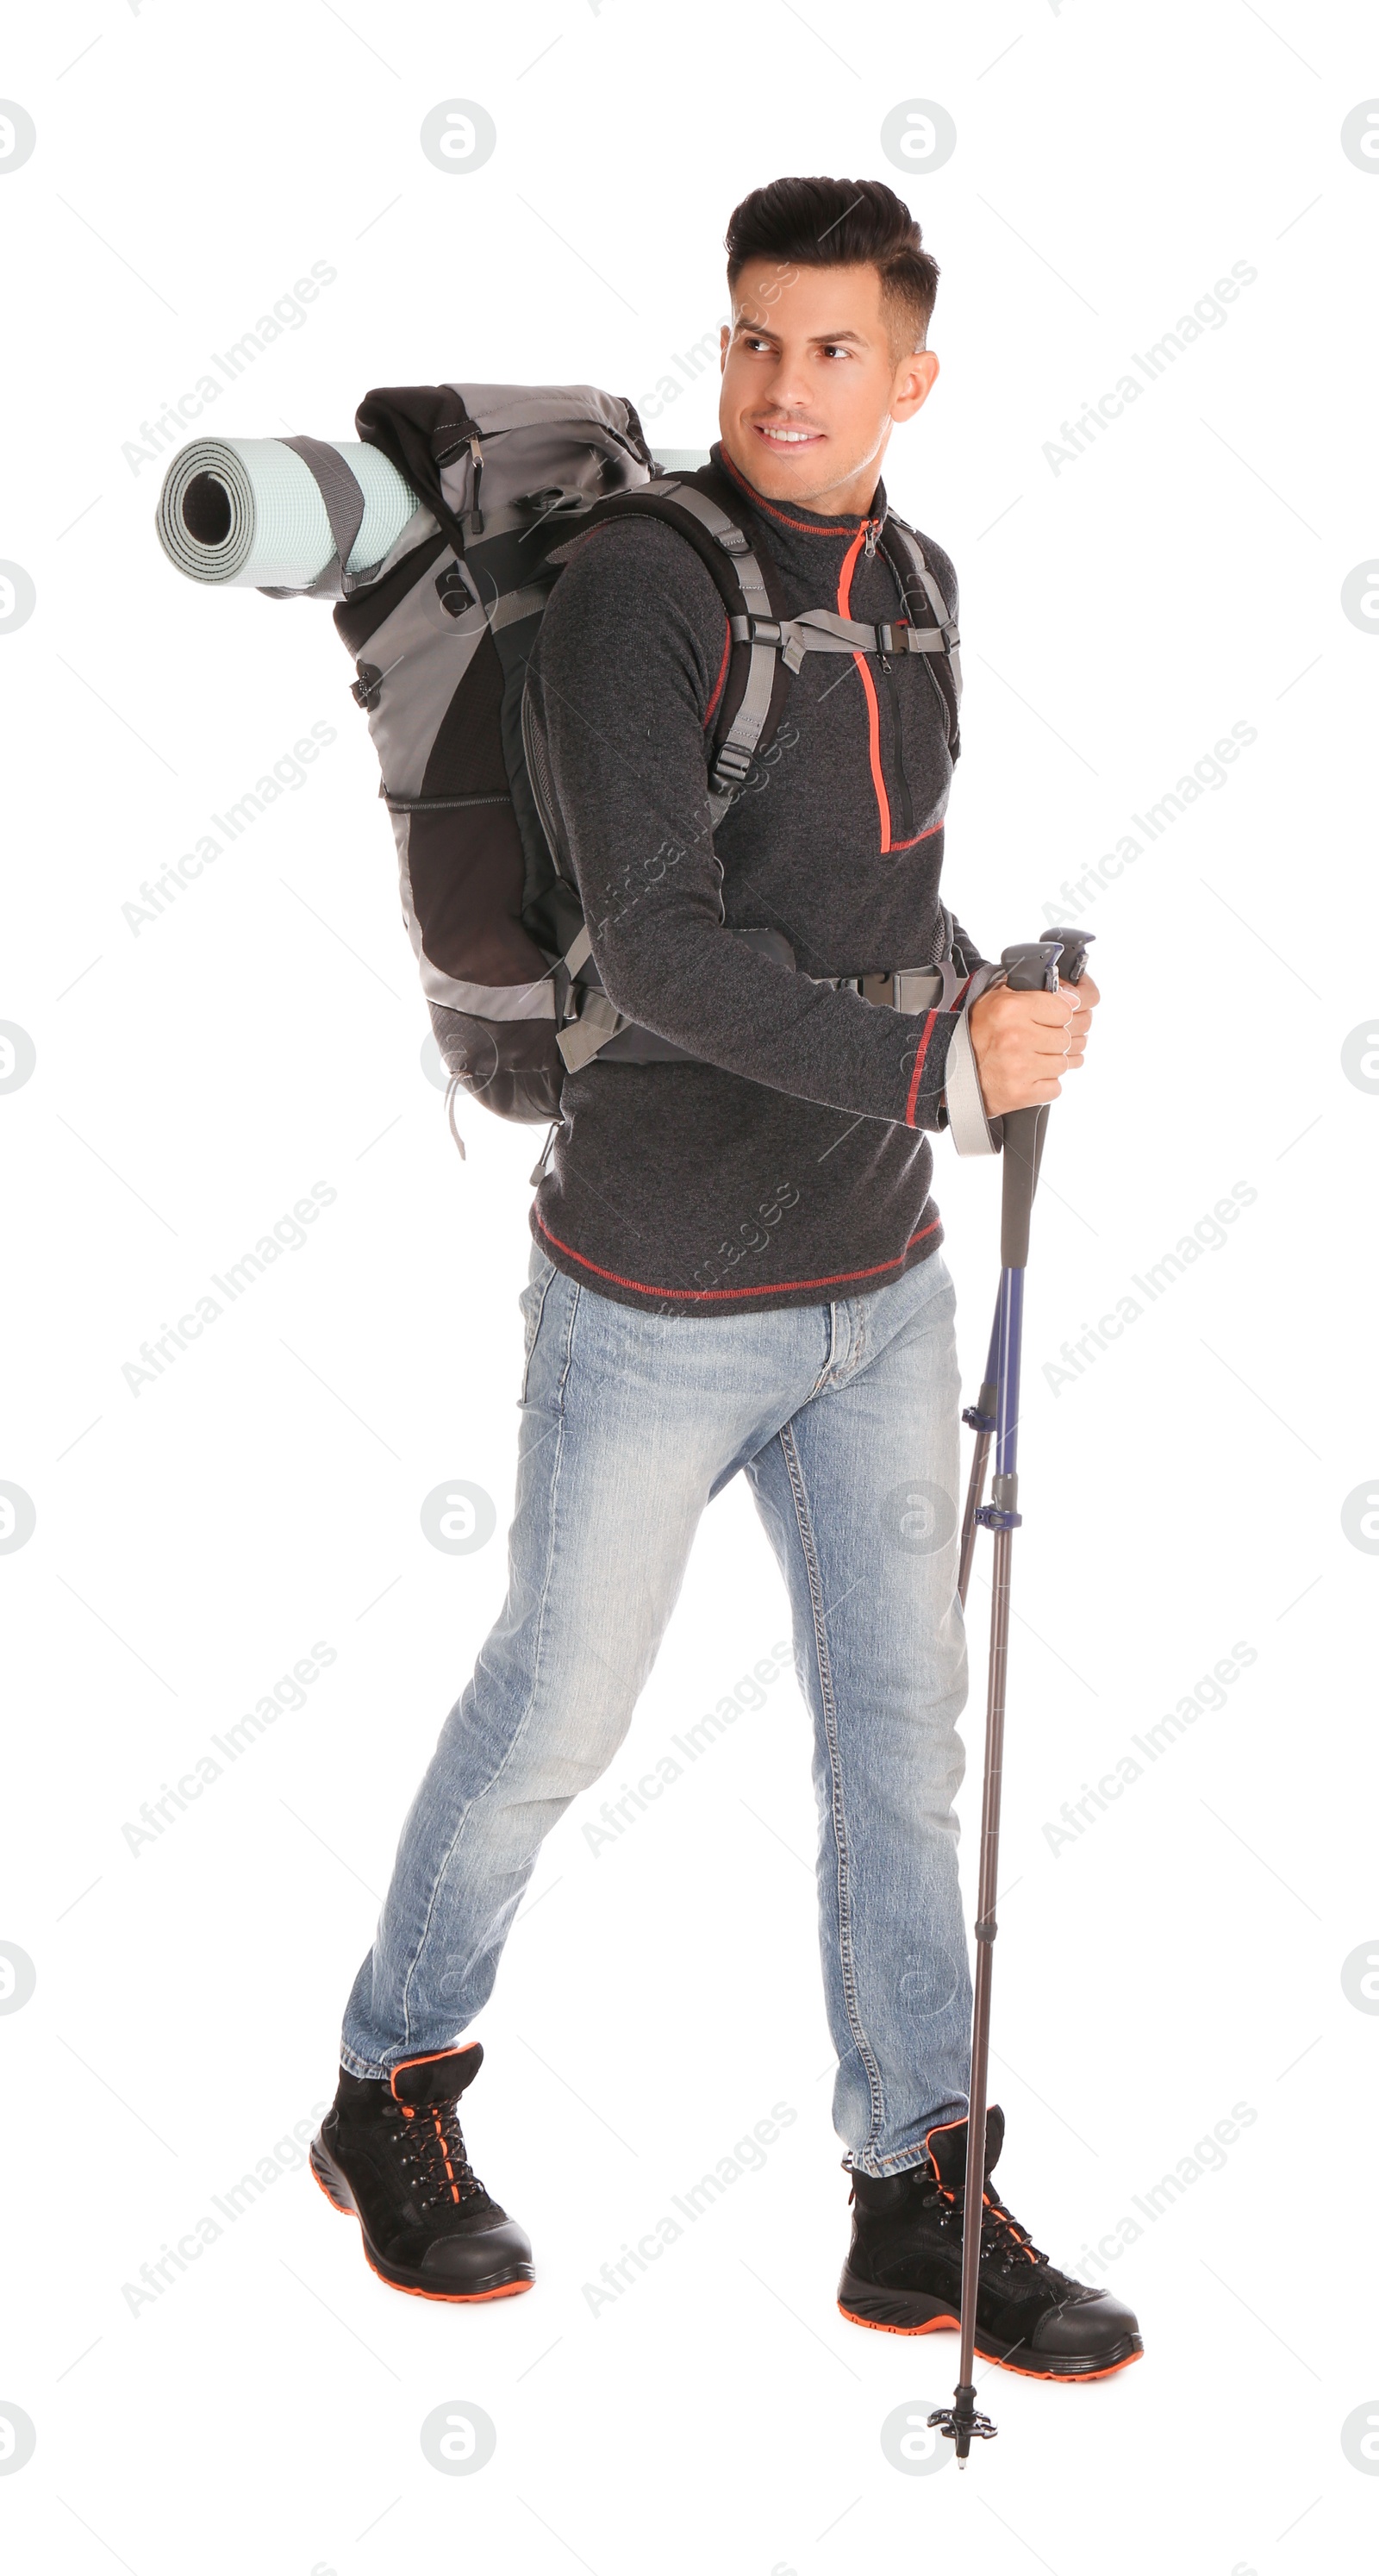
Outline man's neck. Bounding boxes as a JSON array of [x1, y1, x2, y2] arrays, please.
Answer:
[[717, 441, 883, 522]]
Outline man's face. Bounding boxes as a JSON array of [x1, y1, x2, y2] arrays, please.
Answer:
[[718, 259, 939, 516]]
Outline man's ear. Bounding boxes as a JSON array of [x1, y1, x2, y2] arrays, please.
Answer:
[[892, 348, 939, 423], [720, 321, 730, 372]]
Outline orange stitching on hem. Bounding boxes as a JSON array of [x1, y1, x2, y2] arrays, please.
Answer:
[[532, 1215, 941, 1300]]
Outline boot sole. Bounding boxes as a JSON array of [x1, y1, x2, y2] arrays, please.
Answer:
[[309, 2138, 534, 2304], [836, 2268, 1143, 2380]]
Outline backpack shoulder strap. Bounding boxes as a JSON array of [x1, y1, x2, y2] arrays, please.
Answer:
[[878, 512, 963, 759], [549, 462, 793, 820]]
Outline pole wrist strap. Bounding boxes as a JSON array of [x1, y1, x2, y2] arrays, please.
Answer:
[[945, 963, 1005, 1158]]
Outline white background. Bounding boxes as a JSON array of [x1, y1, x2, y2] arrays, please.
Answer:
[[2, 3, 1376, 2571]]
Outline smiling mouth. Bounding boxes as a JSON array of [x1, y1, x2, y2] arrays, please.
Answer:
[[752, 422, 823, 446]]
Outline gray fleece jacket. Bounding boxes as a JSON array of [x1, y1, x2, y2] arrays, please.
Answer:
[[525, 443, 989, 1314]]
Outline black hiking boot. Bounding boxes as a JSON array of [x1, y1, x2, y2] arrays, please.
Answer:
[[310, 2042, 534, 2303], [837, 2105, 1142, 2379]]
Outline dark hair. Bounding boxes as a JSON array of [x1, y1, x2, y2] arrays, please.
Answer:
[[724, 176, 939, 353]]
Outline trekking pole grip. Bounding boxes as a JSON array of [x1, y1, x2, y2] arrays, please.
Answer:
[[999, 1108, 1044, 1268], [996, 941, 1063, 1269]]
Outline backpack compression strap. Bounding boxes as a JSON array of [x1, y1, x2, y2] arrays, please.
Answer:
[[725, 601, 958, 665], [554, 922, 625, 1074], [259, 436, 381, 601], [716, 522, 962, 731]]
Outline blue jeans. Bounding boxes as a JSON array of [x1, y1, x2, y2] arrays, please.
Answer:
[[342, 1241, 974, 2174]]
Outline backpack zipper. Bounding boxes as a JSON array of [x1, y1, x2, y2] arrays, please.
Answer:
[[521, 684, 565, 871], [380, 788, 512, 812]]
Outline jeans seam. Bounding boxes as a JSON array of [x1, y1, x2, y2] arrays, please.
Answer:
[[807, 1301, 838, 1402], [394, 1282, 581, 2052], [519, 1258, 557, 1407], [338, 2044, 385, 2081], [844, 2149, 933, 2179], [815, 1297, 869, 1397], [777, 1417, 887, 2156], [555, 1274, 582, 1412]]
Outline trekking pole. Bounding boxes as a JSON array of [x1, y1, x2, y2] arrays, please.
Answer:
[[955, 927, 1094, 1610], [956, 1304, 998, 1611], [933, 924, 1094, 2465]]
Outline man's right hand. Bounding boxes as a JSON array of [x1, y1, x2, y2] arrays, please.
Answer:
[[967, 973, 1099, 1116]]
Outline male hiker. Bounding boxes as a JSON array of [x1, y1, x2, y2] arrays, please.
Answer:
[[310, 175, 1142, 2383]]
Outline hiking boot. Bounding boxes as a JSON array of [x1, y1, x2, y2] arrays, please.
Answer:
[[310, 2041, 534, 2302], [837, 2105, 1142, 2379]]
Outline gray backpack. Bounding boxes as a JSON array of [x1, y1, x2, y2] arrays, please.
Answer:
[[303, 382, 962, 1127]]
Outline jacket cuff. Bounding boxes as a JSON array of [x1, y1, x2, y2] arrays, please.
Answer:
[[901, 1003, 960, 1132]]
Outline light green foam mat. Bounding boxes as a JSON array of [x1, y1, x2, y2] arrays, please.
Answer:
[[155, 437, 421, 591]]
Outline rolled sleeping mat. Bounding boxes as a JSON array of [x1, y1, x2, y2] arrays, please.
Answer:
[[155, 436, 421, 595]]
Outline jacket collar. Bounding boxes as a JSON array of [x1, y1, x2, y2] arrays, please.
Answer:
[[711, 441, 889, 545]]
